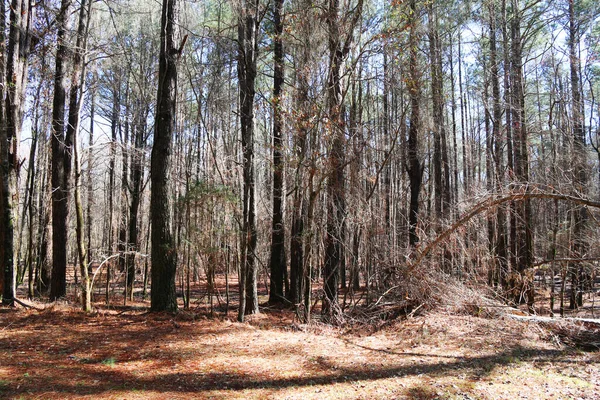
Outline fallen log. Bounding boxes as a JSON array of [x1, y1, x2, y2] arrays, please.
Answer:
[[506, 313, 600, 350]]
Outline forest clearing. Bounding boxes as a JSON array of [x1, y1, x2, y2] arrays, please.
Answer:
[[1, 278, 599, 400]]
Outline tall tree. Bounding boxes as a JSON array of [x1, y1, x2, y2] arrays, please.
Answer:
[[568, 0, 587, 308], [237, 0, 260, 320], [150, 0, 180, 312], [509, 0, 533, 309], [2, 0, 32, 304], [50, 0, 73, 300], [323, 0, 363, 319], [407, 0, 422, 247], [70, 0, 93, 312], [268, 0, 286, 304], [488, 0, 508, 287], [429, 2, 450, 220]]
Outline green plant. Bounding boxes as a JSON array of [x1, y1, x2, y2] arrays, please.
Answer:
[[101, 357, 116, 367]]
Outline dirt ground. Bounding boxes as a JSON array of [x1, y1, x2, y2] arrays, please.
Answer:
[[1, 294, 599, 400]]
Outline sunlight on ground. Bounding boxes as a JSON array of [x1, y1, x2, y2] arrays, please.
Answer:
[[0, 308, 598, 399]]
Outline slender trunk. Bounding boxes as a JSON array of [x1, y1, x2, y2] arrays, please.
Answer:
[[237, 0, 260, 320], [458, 33, 468, 195], [407, 0, 422, 247], [289, 0, 311, 308], [449, 32, 459, 210], [87, 90, 94, 262], [568, 0, 587, 309], [118, 81, 130, 300], [510, 0, 533, 310], [489, 2, 508, 287], [323, 0, 362, 318], [106, 88, 119, 304], [0, 0, 7, 298], [70, 0, 93, 312], [2, 0, 31, 304], [128, 121, 144, 300], [429, 4, 443, 220]]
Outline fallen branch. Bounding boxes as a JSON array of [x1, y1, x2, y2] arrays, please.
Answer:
[[505, 313, 600, 350], [410, 187, 600, 272], [505, 314, 600, 327], [14, 297, 45, 311], [90, 251, 149, 291]]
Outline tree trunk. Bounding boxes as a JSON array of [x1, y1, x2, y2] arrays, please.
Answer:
[[2, 0, 31, 304], [150, 0, 180, 312], [237, 0, 260, 320], [69, 0, 93, 312], [50, 0, 73, 301], [407, 0, 422, 248], [268, 0, 286, 304], [489, 1, 508, 287], [429, 3, 444, 220], [568, 0, 587, 309], [510, 0, 534, 310], [127, 120, 144, 300]]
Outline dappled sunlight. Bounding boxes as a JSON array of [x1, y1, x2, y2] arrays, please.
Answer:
[[1, 308, 597, 399]]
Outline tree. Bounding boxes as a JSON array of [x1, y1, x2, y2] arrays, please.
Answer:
[[237, 0, 260, 320], [322, 0, 363, 319], [70, 0, 93, 312], [150, 0, 181, 312], [50, 0, 73, 301], [2, 0, 32, 305], [567, 0, 588, 309], [268, 0, 287, 305], [406, 0, 422, 248], [509, 0, 534, 310]]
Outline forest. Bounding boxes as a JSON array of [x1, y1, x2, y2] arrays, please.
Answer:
[[0, 0, 599, 397]]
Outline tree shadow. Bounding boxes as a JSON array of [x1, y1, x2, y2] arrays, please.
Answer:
[[2, 345, 578, 397]]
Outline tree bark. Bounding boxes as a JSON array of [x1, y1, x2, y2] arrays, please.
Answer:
[[510, 0, 534, 310], [50, 0, 73, 301], [268, 0, 286, 304], [407, 0, 422, 248], [2, 0, 31, 305], [70, 0, 93, 312], [150, 0, 179, 312], [322, 0, 363, 318]]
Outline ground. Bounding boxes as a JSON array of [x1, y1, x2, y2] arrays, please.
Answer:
[[1, 298, 598, 400]]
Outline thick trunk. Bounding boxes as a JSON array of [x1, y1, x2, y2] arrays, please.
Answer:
[[268, 0, 286, 304], [50, 0, 73, 301], [150, 0, 179, 312]]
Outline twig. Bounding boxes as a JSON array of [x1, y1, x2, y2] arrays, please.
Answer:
[[407, 303, 425, 319]]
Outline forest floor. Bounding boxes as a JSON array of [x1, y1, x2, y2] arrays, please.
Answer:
[[1, 286, 599, 400]]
